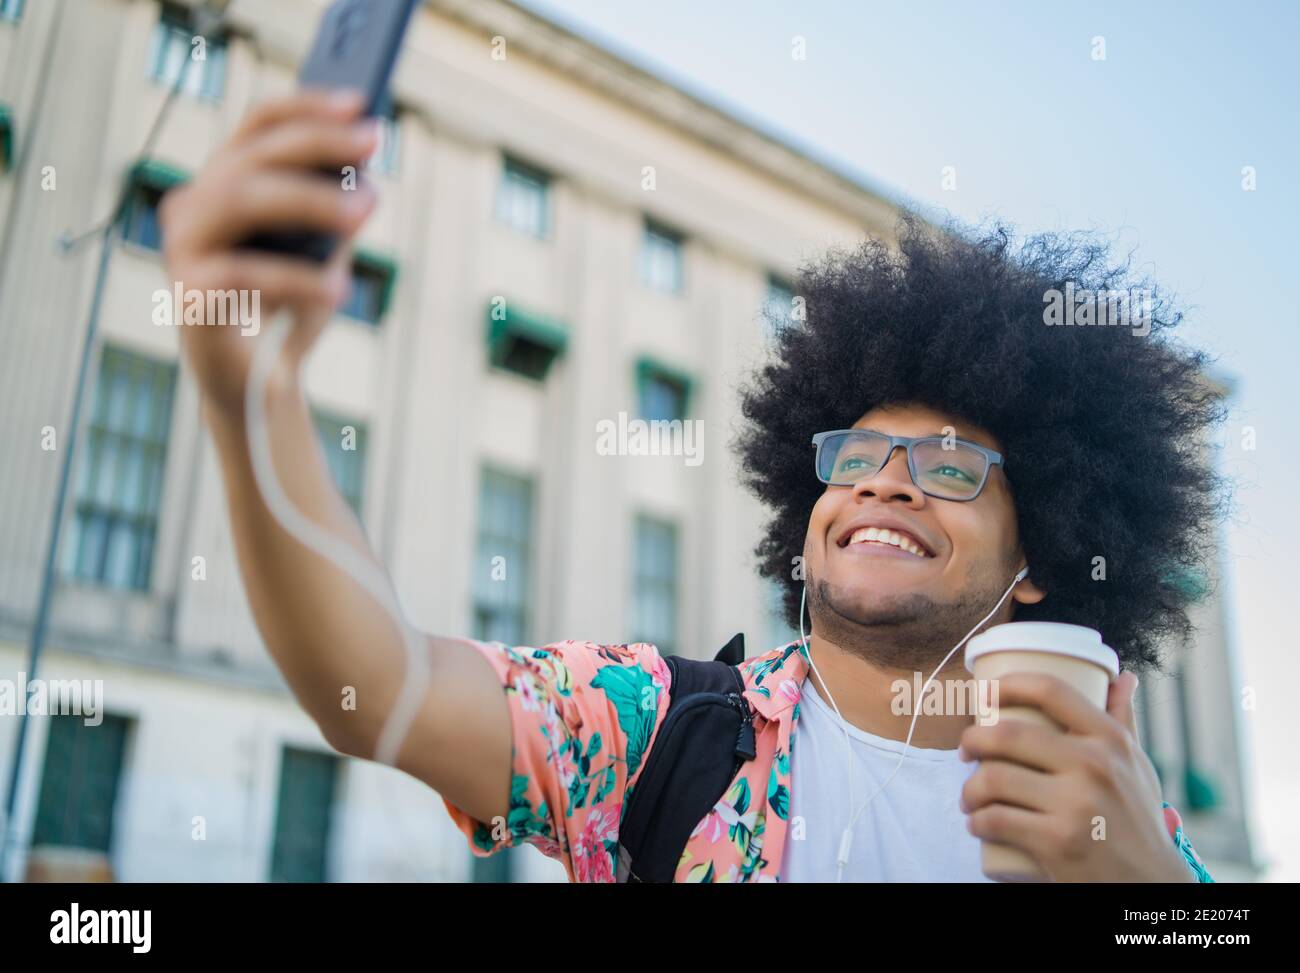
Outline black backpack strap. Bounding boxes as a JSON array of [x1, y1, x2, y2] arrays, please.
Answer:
[[714, 631, 745, 666], [616, 634, 757, 883]]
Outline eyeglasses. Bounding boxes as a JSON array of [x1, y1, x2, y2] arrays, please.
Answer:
[[810, 429, 1005, 502]]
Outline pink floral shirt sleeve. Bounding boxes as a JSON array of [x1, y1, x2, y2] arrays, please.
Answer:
[[441, 638, 672, 882]]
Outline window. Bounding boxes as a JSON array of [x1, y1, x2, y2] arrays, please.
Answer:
[[369, 95, 401, 176], [1136, 678, 1161, 786], [468, 467, 534, 885], [121, 182, 166, 250], [312, 412, 368, 518], [120, 160, 187, 251], [269, 747, 339, 883], [764, 275, 796, 335], [765, 578, 800, 650], [65, 347, 177, 591], [632, 515, 678, 657], [470, 848, 515, 884], [0, 105, 12, 173], [1172, 666, 1219, 812], [147, 2, 228, 102], [486, 300, 568, 381], [0, 0, 25, 23], [636, 358, 692, 422], [32, 715, 131, 853], [340, 253, 396, 324], [640, 220, 684, 293], [495, 157, 550, 238], [472, 468, 534, 647]]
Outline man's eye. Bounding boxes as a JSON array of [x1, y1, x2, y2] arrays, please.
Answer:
[[930, 464, 977, 484], [838, 455, 874, 472]]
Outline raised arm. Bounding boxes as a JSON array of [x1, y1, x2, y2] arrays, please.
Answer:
[[160, 90, 509, 825]]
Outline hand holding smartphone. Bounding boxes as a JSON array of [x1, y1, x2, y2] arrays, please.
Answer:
[[242, 0, 421, 262]]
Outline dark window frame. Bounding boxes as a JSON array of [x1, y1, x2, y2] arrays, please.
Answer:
[[0, 0, 26, 24], [640, 219, 685, 294], [119, 160, 187, 252], [311, 409, 369, 519], [148, 1, 229, 103], [32, 714, 132, 855], [340, 250, 398, 325], [495, 155, 551, 238], [268, 746, 340, 883], [0, 104, 14, 172], [635, 357, 693, 422], [65, 346, 177, 592], [763, 274, 797, 334], [471, 465, 535, 648], [631, 513, 679, 657]]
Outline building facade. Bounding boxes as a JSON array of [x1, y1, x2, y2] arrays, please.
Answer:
[[0, 0, 1257, 881]]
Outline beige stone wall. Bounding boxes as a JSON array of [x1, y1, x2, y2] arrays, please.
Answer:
[[0, 0, 887, 667]]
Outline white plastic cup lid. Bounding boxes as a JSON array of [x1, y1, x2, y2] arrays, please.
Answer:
[[964, 622, 1120, 679]]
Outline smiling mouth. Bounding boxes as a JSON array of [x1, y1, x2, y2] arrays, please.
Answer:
[[839, 526, 932, 559]]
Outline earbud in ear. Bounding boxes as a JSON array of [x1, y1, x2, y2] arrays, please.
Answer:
[[1014, 566, 1029, 583]]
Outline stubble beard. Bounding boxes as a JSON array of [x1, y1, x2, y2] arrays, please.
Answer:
[[807, 565, 1013, 672]]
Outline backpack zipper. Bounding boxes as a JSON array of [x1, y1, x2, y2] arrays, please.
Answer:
[[726, 691, 757, 775]]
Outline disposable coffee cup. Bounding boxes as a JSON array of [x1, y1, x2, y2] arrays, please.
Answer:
[[963, 621, 1120, 882]]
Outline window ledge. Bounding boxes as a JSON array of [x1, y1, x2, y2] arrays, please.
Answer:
[[493, 219, 553, 244], [117, 239, 164, 261], [147, 79, 223, 108]]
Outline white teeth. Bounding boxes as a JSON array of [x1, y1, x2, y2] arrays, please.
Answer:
[[847, 526, 927, 557]]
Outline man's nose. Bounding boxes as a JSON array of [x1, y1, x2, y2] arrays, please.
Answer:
[[851, 445, 923, 505]]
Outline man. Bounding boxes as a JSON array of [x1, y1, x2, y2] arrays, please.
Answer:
[[160, 91, 1218, 882]]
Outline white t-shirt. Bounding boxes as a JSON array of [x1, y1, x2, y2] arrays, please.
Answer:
[[780, 677, 994, 882]]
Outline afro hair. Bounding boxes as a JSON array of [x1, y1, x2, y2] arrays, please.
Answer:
[[735, 215, 1227, 672]]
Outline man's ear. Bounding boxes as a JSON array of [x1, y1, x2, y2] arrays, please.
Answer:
[[1011, 564, 1046, 606]]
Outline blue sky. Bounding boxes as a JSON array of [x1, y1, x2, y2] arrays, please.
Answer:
[[521, 0, 1300, 879]]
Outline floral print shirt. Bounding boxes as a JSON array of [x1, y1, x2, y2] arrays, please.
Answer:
[[443, 637, 1214, 883]]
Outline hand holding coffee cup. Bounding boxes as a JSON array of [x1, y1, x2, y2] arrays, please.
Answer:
[[963, 622, 1120, 882]]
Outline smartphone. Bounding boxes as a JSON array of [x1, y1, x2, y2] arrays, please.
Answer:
[[242, 0, 422, 262]]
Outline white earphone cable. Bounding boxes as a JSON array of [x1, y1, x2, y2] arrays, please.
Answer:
[[799, 565, 1028, 882], [245, 318, 430, 770]]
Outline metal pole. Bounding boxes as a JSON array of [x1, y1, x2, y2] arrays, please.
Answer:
[[0, 0, 226, 882], [0, 220, 116, 882]]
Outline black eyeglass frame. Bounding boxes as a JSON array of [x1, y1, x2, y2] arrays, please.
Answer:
[[810, 429, 1006, 502]]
